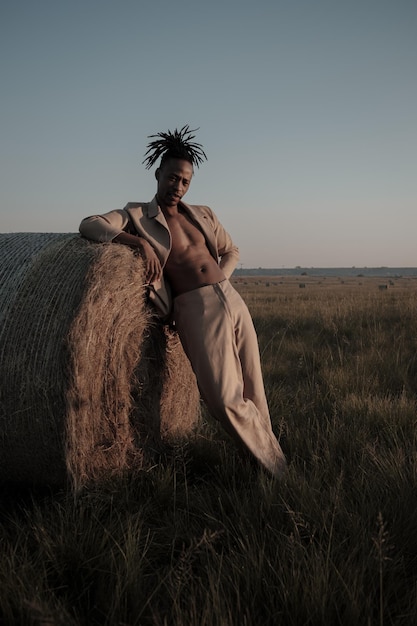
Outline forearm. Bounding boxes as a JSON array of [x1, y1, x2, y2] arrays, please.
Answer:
[[219, 249, 239, 278], [113, 231, 151, 253]]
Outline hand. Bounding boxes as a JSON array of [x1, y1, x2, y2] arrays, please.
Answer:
[[113, 232, 163, 284], [138, 241, 163, 284]]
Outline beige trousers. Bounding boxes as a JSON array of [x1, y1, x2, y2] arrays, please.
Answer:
[[173, 280, 287, 477]]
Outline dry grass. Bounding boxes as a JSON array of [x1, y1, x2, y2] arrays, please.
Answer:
[[1, 273, 417, 625]]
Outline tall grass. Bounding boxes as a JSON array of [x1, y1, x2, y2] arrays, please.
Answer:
[[1, 276, 417, 625]]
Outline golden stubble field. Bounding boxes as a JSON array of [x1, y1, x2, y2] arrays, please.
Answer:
[[233, 274, 417, 431], [233, 273, 417, 301]]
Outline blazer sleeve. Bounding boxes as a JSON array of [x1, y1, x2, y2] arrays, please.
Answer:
[[79, 209, 130, 242], [207, 208, 240, 278]]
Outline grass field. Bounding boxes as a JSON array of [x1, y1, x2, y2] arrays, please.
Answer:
[[1, 276, 417, 625]]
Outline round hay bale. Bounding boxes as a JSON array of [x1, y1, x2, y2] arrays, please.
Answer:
[[0, 233, 200, 489]]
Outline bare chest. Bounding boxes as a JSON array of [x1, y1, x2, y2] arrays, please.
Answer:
[[165, 212, 206, 251]]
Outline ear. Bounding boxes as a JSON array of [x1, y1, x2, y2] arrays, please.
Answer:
[[155, 168, 160, 181]]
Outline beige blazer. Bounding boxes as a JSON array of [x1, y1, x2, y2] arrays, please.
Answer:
[[79, 196, 239, 318]]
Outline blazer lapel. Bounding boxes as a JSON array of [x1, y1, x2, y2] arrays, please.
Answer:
[[147, 196, 167, 228], [127, 196, 171, 264], [181, 201, 218, 260]]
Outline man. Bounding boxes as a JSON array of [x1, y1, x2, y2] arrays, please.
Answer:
[[79, 126, 287, 478]]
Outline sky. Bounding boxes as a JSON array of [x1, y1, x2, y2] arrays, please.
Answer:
[[1, 0, 416, 268]]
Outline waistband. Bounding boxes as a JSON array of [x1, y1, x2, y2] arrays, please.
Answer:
[[173, 278, 227, 299]]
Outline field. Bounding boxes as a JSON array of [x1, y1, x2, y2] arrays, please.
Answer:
[[1, 276, 417, 625]]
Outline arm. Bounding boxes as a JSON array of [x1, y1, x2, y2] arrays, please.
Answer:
[[79, 210, 162, 283], [113, 231, 162, 283], [207, 208, 240, 278], [218, 243, 239, 279], [79, 209, 128, 242]]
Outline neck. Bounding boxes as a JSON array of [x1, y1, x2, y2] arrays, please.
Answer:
[[158, 197, 183, 217]]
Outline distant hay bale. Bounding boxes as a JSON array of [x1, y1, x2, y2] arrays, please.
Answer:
[[0, 233, 200, 489]]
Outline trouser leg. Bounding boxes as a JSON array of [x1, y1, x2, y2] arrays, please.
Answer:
[[173, 281, 287, 477]]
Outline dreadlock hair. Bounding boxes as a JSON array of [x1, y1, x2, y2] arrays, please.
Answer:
[[142, 125, 207, 170]]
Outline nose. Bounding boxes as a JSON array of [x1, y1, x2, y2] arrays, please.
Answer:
[[173, 181, 183, 195]]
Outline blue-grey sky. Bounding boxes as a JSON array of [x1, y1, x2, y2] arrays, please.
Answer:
[[1, 0, 416, 267]]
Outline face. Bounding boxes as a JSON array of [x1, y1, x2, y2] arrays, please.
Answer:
[[156, 158, 193, 209]]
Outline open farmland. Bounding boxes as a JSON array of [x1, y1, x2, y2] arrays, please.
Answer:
[[1, 276, 417, 625]]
